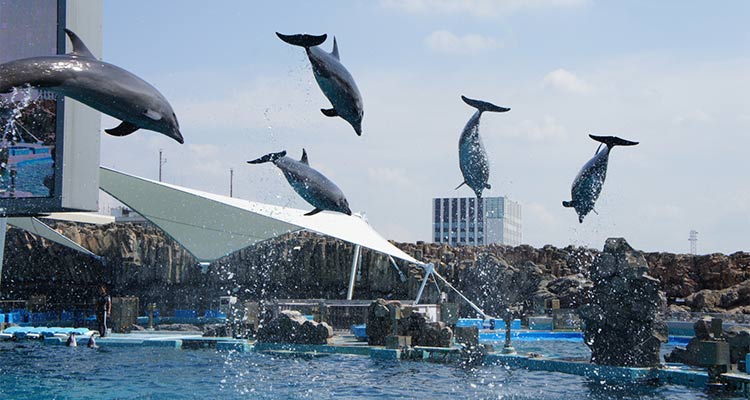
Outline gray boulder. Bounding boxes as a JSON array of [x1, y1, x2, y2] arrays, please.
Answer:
[[257, 310, 333, 344], [578, 238, 668, 367], [366, 299, 402, 345]]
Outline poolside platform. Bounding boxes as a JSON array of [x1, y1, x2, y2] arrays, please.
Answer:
[[40, 330, 249, 351]]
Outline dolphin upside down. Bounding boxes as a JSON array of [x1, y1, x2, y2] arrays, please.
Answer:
[[455, 95, 510, 198], [276, 32, 364, 136], [563, 134, 639, 222]]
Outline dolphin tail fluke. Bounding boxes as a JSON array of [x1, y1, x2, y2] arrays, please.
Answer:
[[247, 151, 287, 164], [562, 200, 573, 208], [305, 208, 323, 216], [276, 32, 327, 48], [589, 134, 639, 148], [454, 181, 466, 190], [105, 121, 140, 137], [461, 96, 510, 113]]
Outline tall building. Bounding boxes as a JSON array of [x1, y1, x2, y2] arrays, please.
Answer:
[[432, 196, 522, 246]]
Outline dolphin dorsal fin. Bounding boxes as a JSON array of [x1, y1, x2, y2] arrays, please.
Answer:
[[64, 29, 95, 58], [300, 149, 309, 165], [331, 37, 340, 60]]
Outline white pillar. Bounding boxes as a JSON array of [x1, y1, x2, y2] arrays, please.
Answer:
[[0, 217, 7, 290], [346, 245, 361, 300]]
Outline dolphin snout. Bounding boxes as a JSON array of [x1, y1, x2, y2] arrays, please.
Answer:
[[171, 129, 185, 144]]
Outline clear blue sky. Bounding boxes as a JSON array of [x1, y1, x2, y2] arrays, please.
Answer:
[[99, 1, 750, 254]]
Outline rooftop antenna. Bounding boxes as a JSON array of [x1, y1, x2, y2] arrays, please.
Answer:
[[230, 168, 234, 198], [689, 230, 698, 255], [158, 149, 167, 182]]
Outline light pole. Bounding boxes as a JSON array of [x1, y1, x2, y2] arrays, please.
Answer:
[[159, 149, 167, 182]]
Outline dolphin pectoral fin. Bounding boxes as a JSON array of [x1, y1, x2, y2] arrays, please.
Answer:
[[304, 208, 323, 216], [105, 121, 140, 137], [321, 108, 338, 117], [562, 201, 573, 208], [64, 29, 96, 58], [454, 182, 466, 190]]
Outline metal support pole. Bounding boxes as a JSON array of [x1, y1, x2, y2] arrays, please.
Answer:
[[388, 256, 407, 282], [0, 216, 6, 291], [346, 245, 361, 300], [432, 270, 489, 319], [414, 263, 433, 304]]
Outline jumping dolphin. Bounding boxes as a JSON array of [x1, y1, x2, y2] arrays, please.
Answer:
[[563, 134, 639, 223], [0, 29, 183, 144], [247, 149, 352, 216], [455, 96, 510, 198], [276, 32, 364, 136]]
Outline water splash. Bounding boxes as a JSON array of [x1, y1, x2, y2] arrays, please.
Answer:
[[0, 86, 35, 193]]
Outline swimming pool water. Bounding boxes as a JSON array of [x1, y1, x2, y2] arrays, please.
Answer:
[[0, 159, 53, 197], [0, 341, 742, 400]]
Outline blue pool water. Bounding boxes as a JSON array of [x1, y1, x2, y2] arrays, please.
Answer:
[[0, 341, 742, 399], [0, 159, 53, 197]]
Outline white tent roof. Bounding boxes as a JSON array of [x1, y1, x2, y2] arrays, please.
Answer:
[[44, 212, 114, 225], [99, 167, 421, 264], [7, 217, 99, 258]]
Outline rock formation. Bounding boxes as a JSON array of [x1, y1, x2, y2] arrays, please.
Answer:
[[458, 253, 546, 317], [365, 299, 453, 347], [578, 238, 668, 367], [256, 310, 333, 344], [1, 221, 748, 319], [365, 299, 401, 345], [398, 312, 452, 348]]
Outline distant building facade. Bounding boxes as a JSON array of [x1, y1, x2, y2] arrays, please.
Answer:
[[432, 196, 522, 246], [110, 206, 147, 224]]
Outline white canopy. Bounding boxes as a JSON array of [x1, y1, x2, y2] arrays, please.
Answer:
[[7, 217, 100, 258], [99, 167, 421, 264]]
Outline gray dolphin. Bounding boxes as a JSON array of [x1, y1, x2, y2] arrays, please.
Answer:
[[563, 134, 639, 223], [455, 96, 510, 198], [247, 149, 352, 216], [0, 29, 183, 144], [276, 32, 364, 136]]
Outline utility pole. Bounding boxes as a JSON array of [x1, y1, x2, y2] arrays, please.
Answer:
[[159, 149, 167, 182], [229, 168, 234, 197], [689, 230, 698, 255]]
